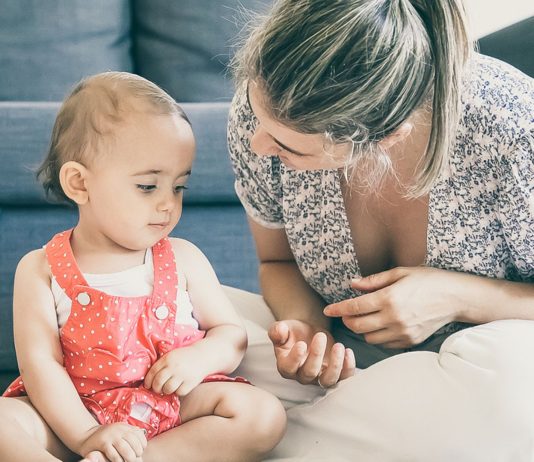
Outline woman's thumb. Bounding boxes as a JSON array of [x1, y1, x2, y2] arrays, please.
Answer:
[[268, 321, 290, 346]]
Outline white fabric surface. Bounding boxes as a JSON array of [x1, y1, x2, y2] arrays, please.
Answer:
[[224, 286, 534, 462]]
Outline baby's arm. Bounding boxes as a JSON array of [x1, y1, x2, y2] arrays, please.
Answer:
[[13, 250, 145, 460], [144, 238, 247, 395]]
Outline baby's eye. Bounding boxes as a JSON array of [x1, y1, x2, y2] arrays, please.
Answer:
[[137, 184, 157, 192], [174, 185, 189, 193]]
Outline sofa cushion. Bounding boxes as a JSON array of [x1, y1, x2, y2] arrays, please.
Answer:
[[132, 0, 271, 102], [0, 0, 132, 101], [0, 102, 238, 205]]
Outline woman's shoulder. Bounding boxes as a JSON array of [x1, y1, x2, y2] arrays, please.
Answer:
[[460, 53, 533, 147]]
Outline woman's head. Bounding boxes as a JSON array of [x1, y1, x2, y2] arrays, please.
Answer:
[[38, 71, 191, 203], [234, 0, 472, 195]]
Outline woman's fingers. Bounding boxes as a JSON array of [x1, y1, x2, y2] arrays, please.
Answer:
[[276, 340, 307, 378], [268, 321, 291, 348], [295, 332, 327, 384], [316, 342, 345, 388], [339, 348, 356, 380], [342, 312, 384, 334], [324, 294, 380, 317]]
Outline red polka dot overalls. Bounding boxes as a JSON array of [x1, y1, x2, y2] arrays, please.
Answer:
[[3, 229, 247, 438]]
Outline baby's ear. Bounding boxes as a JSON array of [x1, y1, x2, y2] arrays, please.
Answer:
[[59, 161, 89, 205]]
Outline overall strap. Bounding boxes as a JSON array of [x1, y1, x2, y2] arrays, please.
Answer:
[[150, 237, 179, 303], [45, 229, 89, 300]]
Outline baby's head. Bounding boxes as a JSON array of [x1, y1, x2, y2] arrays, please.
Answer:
[[38, 71, 192, 204], [37, 72, 196, 250]]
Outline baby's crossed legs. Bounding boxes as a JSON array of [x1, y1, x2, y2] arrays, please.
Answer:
[[0, 381, 286, 462], [0, 395, 80, 462], [142, 381, 286, 462]]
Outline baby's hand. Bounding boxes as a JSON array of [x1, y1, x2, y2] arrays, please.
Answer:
[[79, 451, 108, 462], [79, 423, 147, 462], [144, 347, 208, 396]]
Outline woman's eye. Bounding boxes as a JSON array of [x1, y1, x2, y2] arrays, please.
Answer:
[[137, 184, 156, 192], [174, 185, 188, 193]]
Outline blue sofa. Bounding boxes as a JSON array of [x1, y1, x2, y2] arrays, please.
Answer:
[[0, 0, 270, 392]]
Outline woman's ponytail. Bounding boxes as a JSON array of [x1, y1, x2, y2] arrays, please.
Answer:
[[408, 0, 472, 195], [234, 0, 473, 196]]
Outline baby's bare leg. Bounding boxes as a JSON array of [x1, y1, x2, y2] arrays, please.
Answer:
[[143, 382, 286, 462], [0, 396, 79, 462]]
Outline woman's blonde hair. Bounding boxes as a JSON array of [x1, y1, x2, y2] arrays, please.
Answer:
[[233, 0, 472, 196], [37, 71, 190, 203]]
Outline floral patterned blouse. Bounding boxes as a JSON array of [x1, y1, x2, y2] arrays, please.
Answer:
[[227, 54, 534, 360]]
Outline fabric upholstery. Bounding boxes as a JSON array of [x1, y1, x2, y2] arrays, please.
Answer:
[[0, 0, 132, 101], [132, 0, 271, 102]]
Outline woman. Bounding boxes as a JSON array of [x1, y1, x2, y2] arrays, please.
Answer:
[[227, 0, 534, 460]]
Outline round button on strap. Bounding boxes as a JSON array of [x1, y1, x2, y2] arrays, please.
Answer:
[[77, 292, 91, 306], [155, 305, 169, 320]]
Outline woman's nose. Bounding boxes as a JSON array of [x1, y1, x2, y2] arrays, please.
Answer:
[[250, 125, 281, 157]]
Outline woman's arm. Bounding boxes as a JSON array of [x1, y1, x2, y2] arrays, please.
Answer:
[[248, 219, 355, 386], [448, 271, 534, 324], [250, 218, 329, 330], [325, 266, 534, 349], [13, 250, 101, 453]]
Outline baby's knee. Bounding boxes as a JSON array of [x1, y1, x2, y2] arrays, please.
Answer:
[[0, 396, 42, 440], [0, 396, 27, 425], [247, 389, 287, 452], [219, 385, 287, 454]]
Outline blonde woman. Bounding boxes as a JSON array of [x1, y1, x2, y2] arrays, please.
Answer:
[[227, 0, 534, 460]]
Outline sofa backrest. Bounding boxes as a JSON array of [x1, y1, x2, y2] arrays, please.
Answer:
[[0, 101, 259, 370], [0, 0, 271, 103], [0, 0, 133, 102]]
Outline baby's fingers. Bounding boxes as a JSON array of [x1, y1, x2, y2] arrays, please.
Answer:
[[112, 437, 138, 462], [122, 428, 147, 458], [80, 451, 109, 462]]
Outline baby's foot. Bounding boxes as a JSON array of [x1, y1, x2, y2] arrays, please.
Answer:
[[79, 450, 107, 462]]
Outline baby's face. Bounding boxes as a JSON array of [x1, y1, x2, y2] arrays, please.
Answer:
[[81, 111, 195, 251]]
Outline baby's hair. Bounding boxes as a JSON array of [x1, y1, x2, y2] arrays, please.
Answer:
[[37, 71, 190, 204], [232, 0, 472, 196]]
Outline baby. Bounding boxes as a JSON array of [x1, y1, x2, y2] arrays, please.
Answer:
[[0, 72, 285, 462]]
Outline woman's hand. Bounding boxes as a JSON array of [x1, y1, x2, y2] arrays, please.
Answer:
[[268, 319, 355, 388], [324, 267, 462, 349]]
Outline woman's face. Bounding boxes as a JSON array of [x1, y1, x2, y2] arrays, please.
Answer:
[[247, 82, 352, 170]]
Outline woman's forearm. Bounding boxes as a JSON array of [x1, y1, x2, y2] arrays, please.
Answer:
[[453, 271, 534, 324], [259, 261, 330, 330]]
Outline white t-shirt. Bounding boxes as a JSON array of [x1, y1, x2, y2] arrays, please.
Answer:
[[51, 247, 199, 329]]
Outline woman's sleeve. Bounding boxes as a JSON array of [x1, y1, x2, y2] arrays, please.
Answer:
[[227, 83, 285, 229], [498, 134, 534, 280]]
